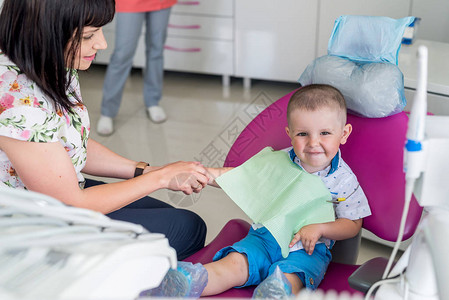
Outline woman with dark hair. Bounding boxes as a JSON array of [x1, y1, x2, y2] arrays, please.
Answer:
[[0, 0, 207, 260]]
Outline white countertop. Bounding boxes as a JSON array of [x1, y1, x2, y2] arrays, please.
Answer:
[[398, 39, 449, 96]]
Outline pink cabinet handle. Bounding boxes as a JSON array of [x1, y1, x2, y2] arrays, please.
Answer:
[[168, 24, 201, 29], [177, 1, 200, 5], [164, 45, 201, 52]]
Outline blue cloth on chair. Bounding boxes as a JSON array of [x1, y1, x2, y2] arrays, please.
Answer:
[[298, 55, 407, 118], [328, 15, 415, 65], [299, 15, 414, 118]]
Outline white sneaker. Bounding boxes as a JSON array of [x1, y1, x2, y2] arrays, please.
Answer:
[[147, 106, 167, 124], [97, 115, 114, 136]]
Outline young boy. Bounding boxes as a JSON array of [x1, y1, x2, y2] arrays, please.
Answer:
[[146, 84, 372, 298]]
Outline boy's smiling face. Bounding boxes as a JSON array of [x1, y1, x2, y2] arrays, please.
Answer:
[[285, 106, 352, 173]]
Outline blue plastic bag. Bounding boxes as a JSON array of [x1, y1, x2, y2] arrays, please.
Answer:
[[328, 15, 415, 65], [298, 55, 406, 118], [252, 266, 292, 299], [139, 261, 208, 298]]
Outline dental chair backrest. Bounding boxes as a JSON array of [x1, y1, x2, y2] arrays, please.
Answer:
[[224, 89, 423, 265]]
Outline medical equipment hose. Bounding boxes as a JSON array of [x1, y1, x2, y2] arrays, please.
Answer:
[[382, 177, 415, 279]]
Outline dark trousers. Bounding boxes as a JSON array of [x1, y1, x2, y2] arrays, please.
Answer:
[[85, 179, 207, 260]]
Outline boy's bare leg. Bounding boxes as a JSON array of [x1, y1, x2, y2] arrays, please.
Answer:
[[284, 273, 303, 294], [201, 252, 250, 296]]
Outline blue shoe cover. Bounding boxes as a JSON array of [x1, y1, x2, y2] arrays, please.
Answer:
[[139, 261, 208, 298], [252, 266, 292, 299]]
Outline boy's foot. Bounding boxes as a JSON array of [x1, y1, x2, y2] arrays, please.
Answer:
[[139, 261, 208, 298], [252, 266, 292, 299], [147, 106, 167, 124], [97, 115, 114, 136]]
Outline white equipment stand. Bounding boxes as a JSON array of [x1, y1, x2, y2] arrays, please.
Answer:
[[0, 187, 177, 300], [373, 46, 449, 300]]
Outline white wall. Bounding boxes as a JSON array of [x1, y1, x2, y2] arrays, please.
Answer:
[[235, 0, 319, 82], [412, 0, 449, 43]]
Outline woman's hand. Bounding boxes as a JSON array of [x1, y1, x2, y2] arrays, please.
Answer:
[[156, 161, 209, 195], [289, 223, 323, 255]]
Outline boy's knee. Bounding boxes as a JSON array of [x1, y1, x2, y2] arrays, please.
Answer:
[[225, 252, 249, 277]]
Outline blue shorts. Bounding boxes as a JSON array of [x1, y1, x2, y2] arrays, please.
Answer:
[[213, 226, 332, 290]]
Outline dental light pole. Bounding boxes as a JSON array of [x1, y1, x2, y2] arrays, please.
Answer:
[[372, 46, 449, 300]]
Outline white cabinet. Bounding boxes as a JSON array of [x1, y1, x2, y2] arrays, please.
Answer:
[[95, 0, 449, 89], [400, 40, 449, 115], [234, 0, 412, 84], [234, 0, 318, 83], [95, 0, 234, 83], [399, 39, 449, 97], [164, 0, 234, 79], [412, 0, 449, 44], [95, 21, 118, 65]]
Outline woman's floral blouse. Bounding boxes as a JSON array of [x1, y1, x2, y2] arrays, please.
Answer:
[[0, 53, 90, 189]]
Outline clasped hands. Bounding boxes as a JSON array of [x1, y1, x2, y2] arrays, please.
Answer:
[[161, 161, 212, 195]]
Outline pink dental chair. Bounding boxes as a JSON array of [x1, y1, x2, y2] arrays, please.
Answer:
[[184, 89, 423, 297]]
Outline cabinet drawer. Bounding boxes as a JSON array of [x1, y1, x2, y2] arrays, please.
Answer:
[[96, 31, 147, 68], [95, 29, 115, 65], [173, 0, 233, 17], [164, 37, 233, 75], [168, 14, 233, 40], [405, 88, 449, 115]]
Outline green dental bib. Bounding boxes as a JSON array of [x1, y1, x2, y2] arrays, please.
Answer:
[[216, 147, 335, 257]]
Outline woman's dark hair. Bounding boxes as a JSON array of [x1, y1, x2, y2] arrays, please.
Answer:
[[0, 0, 115, 111]]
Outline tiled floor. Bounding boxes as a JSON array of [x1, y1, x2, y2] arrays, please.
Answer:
[[80, 65, 397, 265]]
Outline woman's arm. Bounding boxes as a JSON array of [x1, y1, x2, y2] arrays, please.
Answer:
[[82, 138, 164, 179], [81, 138, 138, 179], [0, 136, 209, 214]]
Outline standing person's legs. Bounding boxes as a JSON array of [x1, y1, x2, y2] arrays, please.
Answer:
[[98, 12, 145, 135], [144, 8, 171, 123], [101, 12, 145, 117], [84, 179, 207, 260]]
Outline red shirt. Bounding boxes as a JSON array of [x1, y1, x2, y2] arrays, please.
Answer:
[[116, 0, 177, 13]]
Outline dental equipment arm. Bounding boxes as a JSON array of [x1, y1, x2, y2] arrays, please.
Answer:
[[372, 44, 449, 300], [381, 46, 428, 281]]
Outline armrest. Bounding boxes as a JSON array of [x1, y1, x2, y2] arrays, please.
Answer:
[[348, 257, 389, 293], [331, 231, 361, 264]]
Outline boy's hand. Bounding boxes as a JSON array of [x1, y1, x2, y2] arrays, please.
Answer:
[[205, 167, 233, 187], [289, 224, 323, 255]]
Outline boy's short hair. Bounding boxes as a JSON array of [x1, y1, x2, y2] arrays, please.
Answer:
[[287, 84, 347, 125]]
